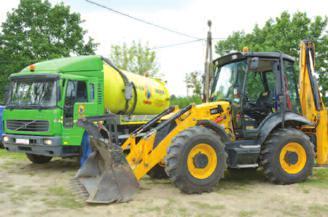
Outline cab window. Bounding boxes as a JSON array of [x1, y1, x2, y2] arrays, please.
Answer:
[[284, 60, 301, 113], [65, 80, 87, 102]]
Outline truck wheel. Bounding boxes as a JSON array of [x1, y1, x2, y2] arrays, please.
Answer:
[[26, 154, 52, 164], [147, 164, 168, 179], [260, 128, 315, 184], [165, 126, 227, 194]]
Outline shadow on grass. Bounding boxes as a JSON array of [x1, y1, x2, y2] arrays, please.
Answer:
[[224, 168, 265, 182], [19, 158, 80, 175], [217, 168, 267, 191], [0, 149, 79, 175]]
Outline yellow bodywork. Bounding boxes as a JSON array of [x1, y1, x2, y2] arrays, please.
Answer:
[[279, 142, 307, 174], [299, 41, 328, 165], [119, 40, 328, 184], [121, 101, 233, 180], [187, 143, 218, 179]]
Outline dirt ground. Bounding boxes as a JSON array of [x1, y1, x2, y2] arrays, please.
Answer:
[[0, 150, 328, 217]]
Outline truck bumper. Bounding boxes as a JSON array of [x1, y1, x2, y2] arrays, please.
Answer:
[[2, 134, 80, 157]]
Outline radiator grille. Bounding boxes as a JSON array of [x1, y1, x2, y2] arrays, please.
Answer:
[[6, 120, 49, 132]]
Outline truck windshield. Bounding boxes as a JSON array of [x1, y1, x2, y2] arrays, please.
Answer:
[[7, 80, 57, 108], [211, 60, 247, 101]]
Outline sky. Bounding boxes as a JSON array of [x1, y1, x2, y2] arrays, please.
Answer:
[[1, 0, 328, 96]]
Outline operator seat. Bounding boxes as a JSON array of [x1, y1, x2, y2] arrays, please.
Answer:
[[244, 91, 273, 124]]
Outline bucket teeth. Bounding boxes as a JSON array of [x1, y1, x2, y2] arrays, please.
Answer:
[[70, 178, 89, 200]]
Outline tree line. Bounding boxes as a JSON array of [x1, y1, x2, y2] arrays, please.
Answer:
[[0, 0, 158, 103], [0, 0, 327, 106]]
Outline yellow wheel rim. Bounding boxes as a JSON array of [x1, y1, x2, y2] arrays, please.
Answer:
[[279, 142, 307, 174], [187, 143, 217, 179]]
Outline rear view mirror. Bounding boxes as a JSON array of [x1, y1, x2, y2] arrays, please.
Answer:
[[249, 57, 259, 71], [4, 85, 10, 105]]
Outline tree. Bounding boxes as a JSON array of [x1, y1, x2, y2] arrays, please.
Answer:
[[110, 41, 159, 76], [215, 11, 328, 100], [185, 71, 202, 97], [0, 0, 97, 102], [170, 95, 202, 108]]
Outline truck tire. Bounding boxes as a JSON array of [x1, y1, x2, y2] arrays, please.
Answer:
[[260, 128, 315, 184], [147, 164, 168, 179], [26, 154, 52, 164], [165, 126, 227, 194]]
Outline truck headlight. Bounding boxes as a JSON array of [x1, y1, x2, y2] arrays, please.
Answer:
[[44, 139, 52, 145], [3, 136, 9, 142]]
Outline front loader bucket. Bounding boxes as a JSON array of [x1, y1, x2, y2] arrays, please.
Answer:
[[73, 119, 139, 204]]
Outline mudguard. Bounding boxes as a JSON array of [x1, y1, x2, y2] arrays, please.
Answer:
[[197, 120, 231, 143], [257, 112, 313, 144]]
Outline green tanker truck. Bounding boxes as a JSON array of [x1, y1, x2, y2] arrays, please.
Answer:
[[2, 56, 170, 163]]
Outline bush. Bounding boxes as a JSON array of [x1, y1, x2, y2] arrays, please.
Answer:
[[170, 95, 202, 108]]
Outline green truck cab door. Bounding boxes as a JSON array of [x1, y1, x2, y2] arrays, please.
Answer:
[[62, 78, 99, 146]]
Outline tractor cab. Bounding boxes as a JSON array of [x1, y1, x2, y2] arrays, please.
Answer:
[[211, 52, 301, 138]]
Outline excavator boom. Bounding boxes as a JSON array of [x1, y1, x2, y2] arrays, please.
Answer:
[[299, 40, 328, 165]]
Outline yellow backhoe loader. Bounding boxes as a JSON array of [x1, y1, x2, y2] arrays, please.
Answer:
[[73, 40, 327, 204]]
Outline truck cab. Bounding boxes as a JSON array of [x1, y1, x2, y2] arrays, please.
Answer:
[[2, 56, 106, 163]]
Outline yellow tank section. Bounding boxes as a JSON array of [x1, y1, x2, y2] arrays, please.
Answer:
[[103, 63, 170, 115]]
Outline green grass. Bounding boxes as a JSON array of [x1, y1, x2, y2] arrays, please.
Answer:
[[216, 168, 265, 192], [279, 204, 304, 217], [299, 168, 328, 189], [308, 204, 328, 216], [0, 182, 15, 193], [192, 201, 225, 210], [238, 210, 257, 217], [177, 207, 189, 217], [0, 149, 26, 160], [44, 186, 84, 208], [9, 188, 38, 204]]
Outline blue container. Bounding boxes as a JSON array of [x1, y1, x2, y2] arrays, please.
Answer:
[[0, 106, 4, 142]]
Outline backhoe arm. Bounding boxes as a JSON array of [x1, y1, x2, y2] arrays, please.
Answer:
[[299, 40, 328, 165]]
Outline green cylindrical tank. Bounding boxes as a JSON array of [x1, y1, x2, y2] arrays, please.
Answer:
[[103, 62, 170, 115]]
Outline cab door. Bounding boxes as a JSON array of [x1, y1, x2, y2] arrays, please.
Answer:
[[62, 78, 99, 147]]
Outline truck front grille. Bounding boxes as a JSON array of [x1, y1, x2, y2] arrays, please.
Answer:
[[6, 120, 49, 132]]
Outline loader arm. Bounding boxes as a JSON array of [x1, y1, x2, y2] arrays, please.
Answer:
[[122, 102, 232, 180], [299, 40, 328, 165]]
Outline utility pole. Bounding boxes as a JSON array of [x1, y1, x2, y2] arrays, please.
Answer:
[[203, 20, 213, 102]]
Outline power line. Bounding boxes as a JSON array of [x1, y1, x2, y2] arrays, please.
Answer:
[[151, 39, 203, 50], [85, 0, 201, 40]]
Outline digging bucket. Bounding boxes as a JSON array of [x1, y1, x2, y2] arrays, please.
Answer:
[[73, 118, 139, 204]]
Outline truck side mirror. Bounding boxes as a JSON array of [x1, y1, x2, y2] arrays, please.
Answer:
[[4, 85, 10, 104], [249, 57, 259, 71]]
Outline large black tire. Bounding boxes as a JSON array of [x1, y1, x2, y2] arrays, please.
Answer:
[[147, 164, 169, 179], [260, 128, 315, 184], [165, 126, 227, 194], [26, 154, 52, 164]]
